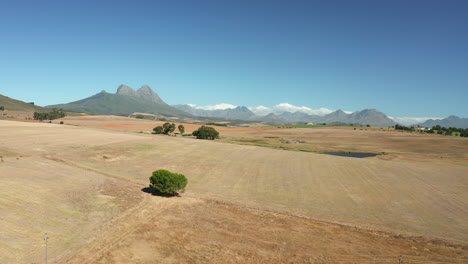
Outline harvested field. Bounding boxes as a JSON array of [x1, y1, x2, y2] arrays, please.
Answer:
[[61, 115, 279, 132], [64, 197, 467, 264], [219, 127, 468, 165], [1, 119, 467, 263]]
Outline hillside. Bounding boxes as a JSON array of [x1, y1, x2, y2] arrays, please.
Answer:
[[0, 94, 49, 111], [49, 86, 190, 117], [418, 116, 468, 129]]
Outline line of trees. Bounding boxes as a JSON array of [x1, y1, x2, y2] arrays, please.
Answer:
[[153, 122, 186, 135], [428, 125, 468, 137], [395, 124, 467, 137], [394, 124, 414, 131], [33, 109, 66, 121], [152, 123, 220, 140]]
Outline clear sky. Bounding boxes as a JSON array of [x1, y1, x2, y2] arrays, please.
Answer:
[[1, 0, 467, 118]]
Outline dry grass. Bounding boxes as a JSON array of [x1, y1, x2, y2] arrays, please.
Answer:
[[65, 197, 467, 264], [219, 127, 468, 165], [0, 119, 467, 263]]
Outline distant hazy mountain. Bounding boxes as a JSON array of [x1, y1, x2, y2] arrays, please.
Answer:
[[174, 104, 397, 126], [49, 85, 190, 117], [174, 104, 256, 120], [347, 109, 397, 127], [418, 116, 468, 129], [0, 94, 50, 111], [279, 109, 397, 126]]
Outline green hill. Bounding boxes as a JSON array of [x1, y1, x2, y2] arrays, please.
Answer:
[[49, 86, 191, 117], [0, 94, 49, 111]]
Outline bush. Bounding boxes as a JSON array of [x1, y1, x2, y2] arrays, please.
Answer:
[[153, 126, 163, 134], [0, 106, 4, 111], [60, 121, 64, 124], [192, 125, 219, 140], [135, 114, 145, 119], [149, 169, 187, 196]]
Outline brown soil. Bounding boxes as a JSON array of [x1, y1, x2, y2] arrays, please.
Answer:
[[61, 115, 280, 132], [64, 197, 467, 264]]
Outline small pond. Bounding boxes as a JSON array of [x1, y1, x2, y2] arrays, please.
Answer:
[[321, 152, 380, 158]]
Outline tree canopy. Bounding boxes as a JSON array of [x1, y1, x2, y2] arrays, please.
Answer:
[[153, 126, 163, 134], [192, 125, 219, 140], [162, 122, 176, 134], [149, 169, 187, 196], [33, 109, 66, 121]]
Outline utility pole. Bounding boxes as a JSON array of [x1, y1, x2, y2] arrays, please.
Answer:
[[44, 233, 48, 264]]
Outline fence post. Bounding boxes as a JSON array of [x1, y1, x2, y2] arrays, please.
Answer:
[[399, 255, 403, 264]]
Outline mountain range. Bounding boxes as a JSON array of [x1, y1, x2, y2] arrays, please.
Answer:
[[418, 116, 468, 129], [174, 104, 397, 127], [2, 85, 466, 128]]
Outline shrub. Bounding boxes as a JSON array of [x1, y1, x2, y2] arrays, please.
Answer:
[[135, 114, 145, 119], [0, 106, 4, 111], [192, 125, 219, 140], [60, 121, 64, 124], [153, 126, 163, 134], [149, 169, 187, 196], [182, 133, 192, 136]]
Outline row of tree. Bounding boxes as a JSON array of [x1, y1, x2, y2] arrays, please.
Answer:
[[394, 124, 414, 131], [428, 125, 468, 137], [33, 109, 66, 121], [395, 124, 467, 137], [152, 123, 219, 140], [153, 122, 185, 135]]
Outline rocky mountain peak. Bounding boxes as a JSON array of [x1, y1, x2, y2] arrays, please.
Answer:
[[116, 85, 138, 97], [115, 85, 166, 105], [136, 85, 165, 104]]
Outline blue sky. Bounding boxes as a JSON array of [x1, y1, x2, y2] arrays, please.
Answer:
[[1, 0, 467, 119]]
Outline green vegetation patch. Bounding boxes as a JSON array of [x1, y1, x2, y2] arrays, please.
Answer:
[[149, 169, 188, 196], [206, 122, 228, 127]]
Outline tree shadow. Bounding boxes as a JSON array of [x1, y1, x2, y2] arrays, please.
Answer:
[[141, 187, 180, 197]]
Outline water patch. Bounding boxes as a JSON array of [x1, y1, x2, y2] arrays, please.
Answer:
[[321, 152, 380, 158]]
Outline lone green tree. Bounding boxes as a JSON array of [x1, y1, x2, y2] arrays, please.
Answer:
[[149, 169, 187, 196], [178, 124, 185, 135], [192, 125, 219, 140], [153, 126, 163, 134]]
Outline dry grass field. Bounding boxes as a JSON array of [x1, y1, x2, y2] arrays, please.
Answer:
[[1, 118, 467, 263]]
